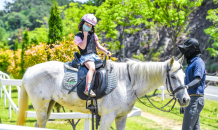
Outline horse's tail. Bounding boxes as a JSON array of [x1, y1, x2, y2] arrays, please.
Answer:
[[17, 81, 28, 126]]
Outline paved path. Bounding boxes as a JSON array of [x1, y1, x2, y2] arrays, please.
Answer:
[[205, 85, 218, 101]]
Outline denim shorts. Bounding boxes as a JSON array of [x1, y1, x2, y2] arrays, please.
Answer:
[[80, 53, 100, 65]]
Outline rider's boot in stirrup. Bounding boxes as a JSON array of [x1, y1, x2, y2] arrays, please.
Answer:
[[84, 89, 96, 97]]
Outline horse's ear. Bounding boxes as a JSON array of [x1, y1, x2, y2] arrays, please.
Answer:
[[178, 55, 184, 64], [169, 56, 174, 67]]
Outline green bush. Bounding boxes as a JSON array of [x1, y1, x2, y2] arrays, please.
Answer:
[[133, 53, 145, 61]]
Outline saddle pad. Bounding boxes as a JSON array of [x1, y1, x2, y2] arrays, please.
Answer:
[[63, 61, 118, 98], [62, 62, 78, 92]]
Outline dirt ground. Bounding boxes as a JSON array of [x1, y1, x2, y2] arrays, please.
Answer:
[[141, 111, 182, 130]]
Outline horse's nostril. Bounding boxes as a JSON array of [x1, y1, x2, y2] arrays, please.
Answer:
[[183, 98, 187, 104]]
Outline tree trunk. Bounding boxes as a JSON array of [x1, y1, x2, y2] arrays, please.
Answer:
[[123, 26, 125, 60], [173, 37, 176, 56], [118, 29, 124, 61]]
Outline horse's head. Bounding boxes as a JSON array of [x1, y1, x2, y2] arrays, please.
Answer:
[[165, 56, 190, 107]]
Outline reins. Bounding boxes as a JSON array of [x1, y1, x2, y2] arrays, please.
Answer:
[[135, 92, 177, 112], [127, 63, 186, 112]]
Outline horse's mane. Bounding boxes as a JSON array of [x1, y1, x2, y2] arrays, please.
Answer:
[[128, 60, 181, 91], [108, 59, 181, 93]]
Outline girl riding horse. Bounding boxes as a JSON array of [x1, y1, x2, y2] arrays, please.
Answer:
[[74, 14, 111, 97]]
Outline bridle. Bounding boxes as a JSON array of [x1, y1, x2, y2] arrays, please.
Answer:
[[127, 63, 187, 112], [165, 65, 188, 96]]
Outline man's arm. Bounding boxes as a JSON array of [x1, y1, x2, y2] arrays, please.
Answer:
[[187, 76, 201, 89]]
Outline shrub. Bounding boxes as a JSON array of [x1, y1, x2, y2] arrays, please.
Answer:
[[5, 33, 116, 78], [7, 49, 22, 79], [0, 50, 13, 73]]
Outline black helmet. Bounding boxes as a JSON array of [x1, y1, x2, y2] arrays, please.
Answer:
[[178, 38, 201, 61], [178, 38, 200, 49]]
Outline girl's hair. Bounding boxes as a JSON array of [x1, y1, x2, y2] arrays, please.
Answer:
[[78, 20, 95, 34]]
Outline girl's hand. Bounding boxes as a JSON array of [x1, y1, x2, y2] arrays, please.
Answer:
[[83, 30, 88, 37], [106, 51, 112, 56]]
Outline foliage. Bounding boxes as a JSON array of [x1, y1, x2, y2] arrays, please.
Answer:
[[14, 38, 19, 52], [151, 0, 203, 56], [21, 29, 29, 76], [1, 0, 72, 31], [29, 25, 48, 45], [95, 0, 153, 60], [0, 49, 13, 73], [0, 0, 72, 48], [0, 27, 6, 41], [0, 40, 12, 51], [3, 32, 116, 79], [205, 6, 218, 57], [48, 0, 63, 45], [7, 49, 22, 79], [152, 46, 165, 61], [24, 43, 48, 68], [61, 2, 97, 36], [86, 0, 105, 6], [133, 53, 145, 61], [24, 34, 116, 69]]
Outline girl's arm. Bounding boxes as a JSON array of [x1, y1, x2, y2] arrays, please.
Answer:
[[96, 41, 111, 56], [78, 31, 88, 50]]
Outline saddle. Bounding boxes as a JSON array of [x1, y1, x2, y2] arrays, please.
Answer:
[[68, 52, 110, 100]]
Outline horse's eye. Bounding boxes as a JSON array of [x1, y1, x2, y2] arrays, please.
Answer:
[[171, 75, 176, 79]]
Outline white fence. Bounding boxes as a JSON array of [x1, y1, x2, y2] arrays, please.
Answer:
[[159, 76, 218, 117], [158, 75, 218, 101], [0, 72, 141, 130]]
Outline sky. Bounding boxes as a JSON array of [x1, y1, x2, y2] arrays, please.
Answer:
[[0, 0, 89, 10]]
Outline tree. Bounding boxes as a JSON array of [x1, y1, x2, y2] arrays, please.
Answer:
[[21, 29, 29, 75], [204, 0, 218, 57], [0, 27, 6, 41], [86, 0, 105, 6], [47, 0, 63, 45], [14, 38, 19, 52], [0, 0, 72, 48], [151, 0, 203, 56], [95, 0, 152, 60], [61, 2, 97, 36]]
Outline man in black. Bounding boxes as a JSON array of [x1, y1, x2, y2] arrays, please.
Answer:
[[178, 38, 206, 130]]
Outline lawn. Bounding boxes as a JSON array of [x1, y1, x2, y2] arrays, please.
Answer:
[[135, 90, 218, 130], [0, 86, 217, 130], [0, 86, 170, 130]]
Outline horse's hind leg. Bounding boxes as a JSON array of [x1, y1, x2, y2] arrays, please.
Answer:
[[46, 100, 56, 120], [115, 115, 127, 130], [31, 98, 55, 128], [35, 100, 56, 127]]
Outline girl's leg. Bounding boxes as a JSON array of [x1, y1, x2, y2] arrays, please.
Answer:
[[84, 61, 96, 97]]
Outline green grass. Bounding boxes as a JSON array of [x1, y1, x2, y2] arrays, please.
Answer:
[[0, 87, 170, 130], [135, 90, 218, 130]]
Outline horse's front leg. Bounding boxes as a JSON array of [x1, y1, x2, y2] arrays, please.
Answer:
[[115, 115, 127, 130], [99, 112, 116, 130]]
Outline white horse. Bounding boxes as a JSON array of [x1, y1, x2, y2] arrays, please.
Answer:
[[17, 56, 190, 130]]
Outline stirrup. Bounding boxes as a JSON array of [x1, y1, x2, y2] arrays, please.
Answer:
[[84, 90, 96, 97]]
